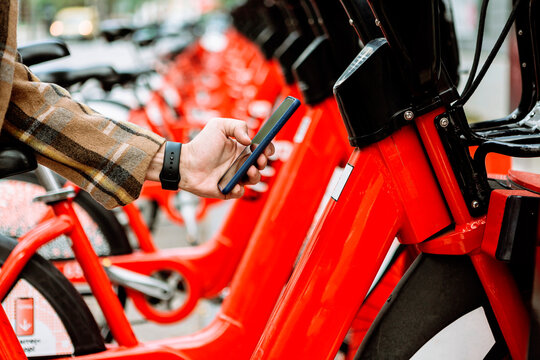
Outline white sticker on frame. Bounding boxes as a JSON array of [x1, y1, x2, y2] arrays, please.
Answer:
[[331, 164, 354, 201]]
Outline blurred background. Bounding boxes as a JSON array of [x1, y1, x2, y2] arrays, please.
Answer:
[[18, 0, 234, 42], [16, 0, 516, 123]]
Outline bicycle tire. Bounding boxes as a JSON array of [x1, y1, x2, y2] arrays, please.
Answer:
[[355, 254, 509, 359], [0, 174, 130, 342], [0, 234, 105, 358], [2, 172, 133, 258]]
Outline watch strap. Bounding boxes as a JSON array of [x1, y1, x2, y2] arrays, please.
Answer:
[[159, 141, 182, 190]]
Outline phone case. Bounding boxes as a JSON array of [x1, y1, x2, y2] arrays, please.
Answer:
[[220, 97, 301, 194]]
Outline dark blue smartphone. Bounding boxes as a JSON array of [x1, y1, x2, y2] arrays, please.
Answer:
[[218, 96, 301, 195]]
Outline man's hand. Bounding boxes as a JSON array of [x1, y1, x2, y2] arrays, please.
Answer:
[[178, 118, 274, 199]]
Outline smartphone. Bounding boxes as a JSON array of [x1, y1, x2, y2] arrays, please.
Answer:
[[218, 96, 301, 195]]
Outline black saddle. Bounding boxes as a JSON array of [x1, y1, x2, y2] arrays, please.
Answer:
[[0, 135, 37, 180]]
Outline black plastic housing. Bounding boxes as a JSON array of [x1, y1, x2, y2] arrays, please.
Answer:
[[255, 2, 289, 59], [333, 38, 412, 147], [256, 28, 286, 59], [339, 0, 383, 45], [275, 33, 309, 84], [367, 0, 440, 104], [293, 36, 336, 105], [309, 0, 364, 73], [279, 0, 314, 39], [290, 0, 361, 105], [496, 195, 539, 263], [340, 0, 460, 104], [0, 135, 37, 180], [437, 109, 491, 216], [531, 0, 540, 96], [231, 2, 266, 41], [274, 0, 315, 84], [438, 0, 460, 87]]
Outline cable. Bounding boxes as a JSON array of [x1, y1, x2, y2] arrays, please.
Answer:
[[461, 0, 489, 95], [454, 0, 523, 107]]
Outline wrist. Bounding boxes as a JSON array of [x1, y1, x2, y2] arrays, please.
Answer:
[[178, 142, 192, 192], [145, 143, 166, 182]]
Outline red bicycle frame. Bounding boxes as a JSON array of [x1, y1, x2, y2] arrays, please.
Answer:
[[0, 101, 533, 360], [0, 88, 358, 359], [253, 108, 531, 359], [0, 306, 26, 360]]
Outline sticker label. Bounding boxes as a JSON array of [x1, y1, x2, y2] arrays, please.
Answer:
[[3, 279, 73, 357], [331, 164, 354, 201], [16, 298, 34, 336]]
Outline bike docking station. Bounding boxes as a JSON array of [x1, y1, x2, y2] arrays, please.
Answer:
[[0, 0, 539, 359]]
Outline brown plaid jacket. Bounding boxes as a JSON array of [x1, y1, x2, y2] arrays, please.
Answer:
[[0, 1, 165, 209]]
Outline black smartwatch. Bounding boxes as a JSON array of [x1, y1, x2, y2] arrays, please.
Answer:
[[159, 141, 182, 190]]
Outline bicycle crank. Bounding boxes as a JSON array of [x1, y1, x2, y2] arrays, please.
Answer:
[[104, 265, 174, 301]]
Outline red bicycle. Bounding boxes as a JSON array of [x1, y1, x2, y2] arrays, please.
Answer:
[[0, 0, 538, 359]]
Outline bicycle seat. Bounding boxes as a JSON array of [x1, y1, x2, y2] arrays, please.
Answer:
[[156, 37, 193, 62], [132, 24, 161, 47], [18, 39, 70, 67], [100, 20, 135, 42], [34, 64, 119, 89], [0, 135, 37, 180], [113, 67, 153, 86]]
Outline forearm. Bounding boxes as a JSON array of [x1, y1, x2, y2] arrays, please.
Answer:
[[6, 60, 166, 209], [145, 142, 166, 182]]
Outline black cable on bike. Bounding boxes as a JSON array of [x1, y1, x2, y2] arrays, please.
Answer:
[[460, 0, 489, 95], [454, 0, 523, 108]]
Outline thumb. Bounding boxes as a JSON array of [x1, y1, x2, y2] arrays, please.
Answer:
[[219, 118, 251, 146]]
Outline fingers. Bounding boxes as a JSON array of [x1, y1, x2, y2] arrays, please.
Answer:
[[226, 163, 265, 198], [255, 142, 275, 169], [217, 118, 251, 146], [256, 148, 272, 169], [256, 154, 267, 170], [245, 165, 261, 184], [264, 142, 275, 157], [227, 184, 245, 199]]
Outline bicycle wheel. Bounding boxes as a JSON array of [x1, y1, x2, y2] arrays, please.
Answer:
[[355, 254, 509, 359], [0, 172, 132, 259], [0, 234, 105, 358], [0, 174, 130, 342]]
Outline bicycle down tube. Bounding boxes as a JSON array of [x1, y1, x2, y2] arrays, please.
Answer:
[[253, 108, 453, 359]]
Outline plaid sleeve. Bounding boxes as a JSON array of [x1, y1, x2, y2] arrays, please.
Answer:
[[0, 0, 18, 123], [4, 61, 165, 209]]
